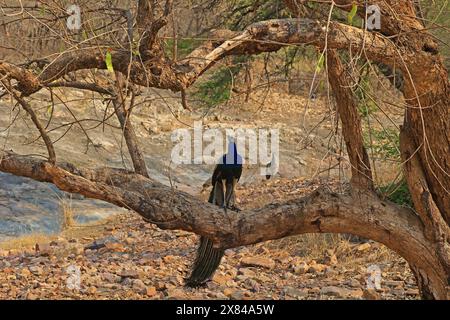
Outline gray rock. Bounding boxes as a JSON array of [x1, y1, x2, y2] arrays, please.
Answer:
[[285, 287, 308, 298]]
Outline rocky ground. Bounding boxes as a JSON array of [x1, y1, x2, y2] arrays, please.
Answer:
[[0, 178, 420, 300], [0, 72, 417, 300]]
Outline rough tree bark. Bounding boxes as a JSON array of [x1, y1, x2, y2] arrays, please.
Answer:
[[112, 74, 150, 178], [0, 0, 448, 299], [286, 0, 449, 299], [0, 151, 446, 299], [326, 50, 373, 190]]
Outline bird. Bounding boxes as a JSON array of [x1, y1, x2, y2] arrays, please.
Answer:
[[185, 139, 242, 287]]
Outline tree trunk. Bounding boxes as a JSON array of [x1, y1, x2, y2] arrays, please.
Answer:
[[0, 0, 448, 299], [112, 74, 149, 178], [326, 50, 374, 190], [0, 151, 447, 299]]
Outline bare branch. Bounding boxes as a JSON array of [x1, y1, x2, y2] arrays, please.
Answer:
[[0, 150, 446, 299], [1, 18, 401, 96], [1, 85, 56, 163]]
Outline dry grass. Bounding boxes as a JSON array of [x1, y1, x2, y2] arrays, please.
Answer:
[[59, 197, 76, 231], [265, 233, 402, 266], [0, 233, 56, 251]]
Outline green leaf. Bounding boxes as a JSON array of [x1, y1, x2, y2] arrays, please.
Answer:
[[347, 3, 358, 25], [82, 30, 88, 40], [105, 51, 114, 73], [46, 105, 53, 117], [316, 52, 325, 73]]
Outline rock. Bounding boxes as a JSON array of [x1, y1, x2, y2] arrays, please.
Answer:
[[346, 279, 361, 288], [213, 273, 231, 285], [357, 243, 371, 252], [405, 289, 419, 296], [347, 289, 364, 299], [20, 268, 31, 277], [363, 289, 381, 300], [229, 290, 244, 300], [102, 272, 121, 283], [384, 280, 404, 287], [324, 254, 338, 266], [223, 288, 234, 297], [3, 267, 14, 274], [238, 268, 256, 278], [119, 269, 139, 279], [320, 286, 348, 298], [244, 279, 260, 292], [392, 288, 405, 296], [166, 288, 186, 299], [146, 286, 157, 297], [241, 257, 275, 269], [163, 255, 177, 263], [214, 292, 228, 299], [35, 243, 53, 256], [292, 261, 309, 275], [28, 266, 43, 276], [132, 279, 147, 294], [309, 287, 321, 294], [105, 242, 126, 252], [308, 263, 327, 273], [285, 287, 308, 298]]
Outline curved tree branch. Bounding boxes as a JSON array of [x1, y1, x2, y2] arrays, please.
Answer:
[[1, 18, 400, 96], [0, 151, 447, 299]]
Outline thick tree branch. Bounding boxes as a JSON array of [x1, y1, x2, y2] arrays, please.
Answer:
[[0, 151, 447, 299], [137, 0, 173, 60], [1, 18, 400, 96]]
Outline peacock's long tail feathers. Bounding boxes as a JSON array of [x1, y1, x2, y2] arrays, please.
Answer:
[[186, 180, 226, 287], [185, 236, 225, 287]]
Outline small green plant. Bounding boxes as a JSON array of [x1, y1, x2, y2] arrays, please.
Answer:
[[358, 101, 378, 118], [194, 67, 234, 107], [164, 38, 202, 59], [193, 57, 246, 107], [363, 128, 400, 159], [378, 180, 413, 208], [355, 69, 378, 118]]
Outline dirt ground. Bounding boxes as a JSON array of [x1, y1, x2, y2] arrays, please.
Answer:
[[0, 80, 414, 300]]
